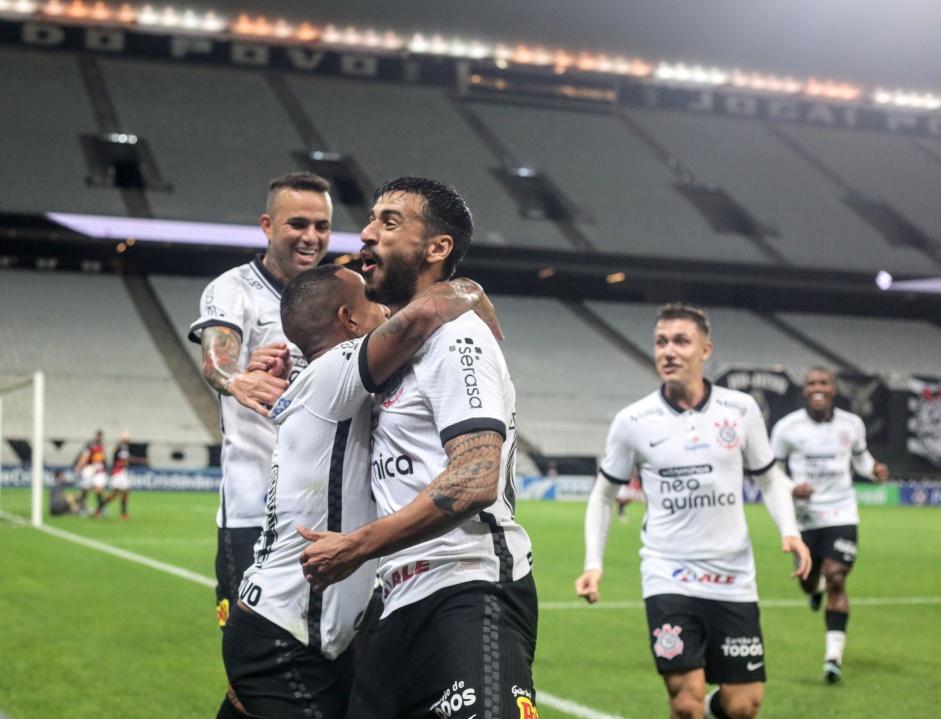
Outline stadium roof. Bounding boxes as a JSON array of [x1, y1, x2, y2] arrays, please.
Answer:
[[185, 0, 941, 92]]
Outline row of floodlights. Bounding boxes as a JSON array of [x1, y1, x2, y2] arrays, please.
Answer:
[[2, 0, 940, 109]]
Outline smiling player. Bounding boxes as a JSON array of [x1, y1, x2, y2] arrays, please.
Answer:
[[575, 303, 810, 719]]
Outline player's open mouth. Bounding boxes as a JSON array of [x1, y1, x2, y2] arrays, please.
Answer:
[[360, 250, 379, 274]]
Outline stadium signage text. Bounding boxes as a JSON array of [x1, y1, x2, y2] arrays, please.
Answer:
[[5, 18, 941, 138]]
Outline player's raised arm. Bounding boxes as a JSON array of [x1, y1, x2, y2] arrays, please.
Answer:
[[297, 429, 503, 591], [364, 278, 502, 387], [201, 326, 289, 417]]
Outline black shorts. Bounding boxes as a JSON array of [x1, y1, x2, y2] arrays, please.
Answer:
[[645, 594, 766, 685], [222, 602, 352, 719], [802, 525, 858, 568], [347, 574, 539, 719], [215, 526, 261, 627]]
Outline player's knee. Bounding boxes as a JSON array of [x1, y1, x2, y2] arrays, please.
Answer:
[[825, 569, 847, 593], [723, 692, 762, 719], [669, 689, 706, 719]]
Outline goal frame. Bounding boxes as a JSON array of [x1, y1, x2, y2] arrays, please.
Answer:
[[0, 371, 45, 526]]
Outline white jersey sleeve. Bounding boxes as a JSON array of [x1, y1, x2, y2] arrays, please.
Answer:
[[740, 393, 776, 475], [189, 267, 252, 340], [599, 408, 639, 484]]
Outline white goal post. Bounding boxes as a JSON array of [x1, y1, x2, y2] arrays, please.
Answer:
[[0, 371, 45, 526]]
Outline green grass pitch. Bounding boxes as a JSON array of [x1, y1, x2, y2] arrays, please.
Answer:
[[1, 489, 939, 718]]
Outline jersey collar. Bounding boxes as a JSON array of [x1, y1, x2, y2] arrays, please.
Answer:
[[251, 254, 286, 296], [659, 379, 713, 414]]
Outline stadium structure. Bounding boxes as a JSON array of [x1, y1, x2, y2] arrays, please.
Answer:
[[2, 0, 941, 492]]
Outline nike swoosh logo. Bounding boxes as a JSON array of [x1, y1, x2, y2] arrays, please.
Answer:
[[747, 661, 764, 671], [649, 438, 668, 447], [257, 320, 277, 327]]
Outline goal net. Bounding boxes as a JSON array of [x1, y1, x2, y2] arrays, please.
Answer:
[[0, 372, 45, 526]]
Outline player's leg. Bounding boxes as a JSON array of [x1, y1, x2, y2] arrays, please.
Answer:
[[664, 669, 707, 719], [797, 529, 825, 610], [820, 525, 857, 682], [646, 594, 710, 719], [222, 601, 351, 719], [702, 600, 766, 719], [214, 526, 263, 719], [119, 489, 130, 519]]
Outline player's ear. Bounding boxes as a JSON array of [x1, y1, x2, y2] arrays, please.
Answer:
[[260, 214, 274, 242], [424, 234, 453, 268], [702, 339, 713, 361], [337, 304, 363, 337]]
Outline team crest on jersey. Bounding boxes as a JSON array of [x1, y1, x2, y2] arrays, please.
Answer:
[[269, 396, 292, 418], [653, 623, 684, 659], [715, 419, 740, 450]]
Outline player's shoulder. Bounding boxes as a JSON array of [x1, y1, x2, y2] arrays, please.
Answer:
[[424, 312, 498, 355], [775, 407, 808, 429], [833, 407, 866, 430], [711, 384, 761, 415], [612, 390, 664, 425]]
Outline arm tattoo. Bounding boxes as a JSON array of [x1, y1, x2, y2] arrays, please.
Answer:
[[373, 280, 478, 348], [424, 431, 502, 518], [201, 327, 242, 394]]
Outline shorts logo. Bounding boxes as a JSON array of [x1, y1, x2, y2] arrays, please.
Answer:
[[653, 623, 684, 659], [715, 419, 740, 450], [833, 537, 857, 561], [720, 636, 764, 657], [216, 598, 230, 627], [517, 697, 538, 719], [431, 680, 476, 718]]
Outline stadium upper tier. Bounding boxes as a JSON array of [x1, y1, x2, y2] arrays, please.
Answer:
[[0, 269, 215, 447], [3, 45, 940, 276]]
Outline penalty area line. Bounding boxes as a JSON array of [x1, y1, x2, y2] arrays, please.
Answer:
[[539, 691, 626, 719]]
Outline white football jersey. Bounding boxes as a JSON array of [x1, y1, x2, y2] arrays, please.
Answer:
[[370, 313, 532, 618], [188, 256, 307, 529], [239, 336, 378, 658], [770, 408, 866, 531], [600, 383, 775, 601]]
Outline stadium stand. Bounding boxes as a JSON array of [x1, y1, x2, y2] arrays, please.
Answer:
[[0, 269, 214, 448], [467, 100, 774, 262], [282, 74, 574, 250], [147, 274, 209, 367], [586, 300, 833, 381], [775, 311, 941, 387], [624, 108, 930, 275], [0, 47, 127, 217], [493, 295, 659, 457]]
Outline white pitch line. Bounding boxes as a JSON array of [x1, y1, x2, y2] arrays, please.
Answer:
[[1, 511, 215, 588], [539, 691, 625, 719]]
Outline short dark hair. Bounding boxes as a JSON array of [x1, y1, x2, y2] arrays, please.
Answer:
[[805, 366, 835, 382], [373, 177, 473, 280], [267, 172, 331, 213], [656, 303, 710, 338], [280, 264, 347, 347]]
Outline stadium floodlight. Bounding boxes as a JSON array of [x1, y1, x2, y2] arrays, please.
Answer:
[[875, 271, 893, 290]]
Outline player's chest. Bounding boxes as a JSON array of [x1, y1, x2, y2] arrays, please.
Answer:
[[792, 422, 852, 459]]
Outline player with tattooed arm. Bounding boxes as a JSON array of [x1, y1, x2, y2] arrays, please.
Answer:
[[188, 172, 332, 719], [298, 177, 538, 719]]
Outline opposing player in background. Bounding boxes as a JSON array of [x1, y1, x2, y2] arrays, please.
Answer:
[[298, 177, 538, 719], [188, 171, 332, 719], [101, 430, 135, 519], [576, 304, 810, 719], [770, 367, 889, 684], [223, 264, 501, 718], [49, 469, 81, 516], [74, 429, 107, 516]]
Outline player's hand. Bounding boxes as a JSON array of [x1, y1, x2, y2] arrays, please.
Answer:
[[297, 526, 364, 592], [792, 482, 814, 500], [783, 535, 811, 580], [575, 569, 602, 604], [873, 462, 890, 482], [226, 370, 289, 417], [470, 287, 504, 341], [246, 342, 293, 380]]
